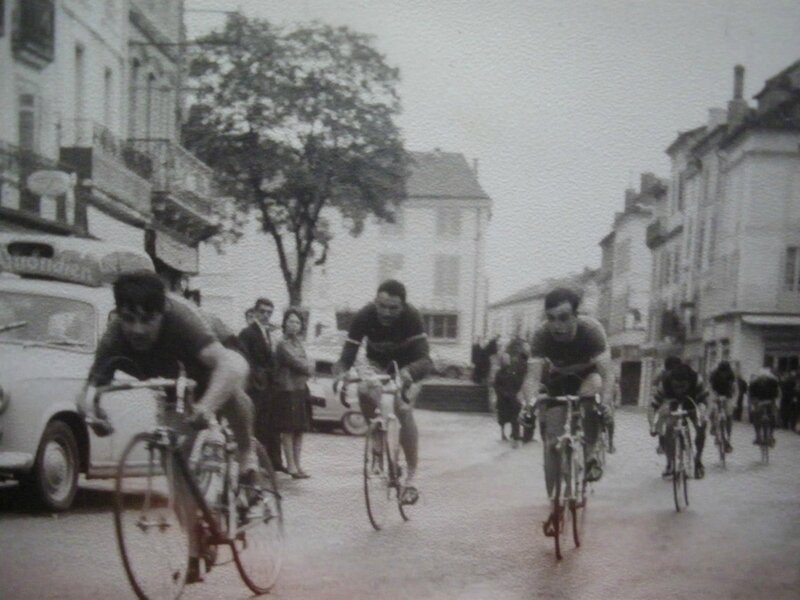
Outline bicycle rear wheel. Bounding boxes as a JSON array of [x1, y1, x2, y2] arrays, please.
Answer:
[[672, 432, 688, 512], [232, 441, 285, 594], [715, 415, 726, 468], [364, 424, 391, 530], [114, 433, 189, 600]]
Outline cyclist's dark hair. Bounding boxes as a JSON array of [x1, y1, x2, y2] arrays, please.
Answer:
[[282, 307, 305, 333], [113, 271, 166, 314], [377, 279, 406, 303], [714, 360, 733, 374], [664, 355, 682, 371], [544, 287, 581, 312], [254, 297, 274, 310]]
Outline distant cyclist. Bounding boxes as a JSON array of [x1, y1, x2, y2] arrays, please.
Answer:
[[708, 360, 737, 453], [82, 271, 258, 583], [748, 368, 780, 447], [651, 363, 708, 479], [518, 287, 614, 529], [334, 279, 433, 505]]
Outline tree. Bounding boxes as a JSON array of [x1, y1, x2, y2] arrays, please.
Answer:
[[183, 15, 408, 306]]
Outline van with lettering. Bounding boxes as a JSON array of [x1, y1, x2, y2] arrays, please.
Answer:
[[0, 233, 159, 510]]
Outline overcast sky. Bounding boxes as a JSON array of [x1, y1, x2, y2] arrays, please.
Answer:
[[186, 0, 800, 302]]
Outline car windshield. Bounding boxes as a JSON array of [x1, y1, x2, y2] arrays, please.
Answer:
[[0, 291, 96, 349]]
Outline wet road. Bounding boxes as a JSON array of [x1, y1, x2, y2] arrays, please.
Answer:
[[1, 408, 799, 599]]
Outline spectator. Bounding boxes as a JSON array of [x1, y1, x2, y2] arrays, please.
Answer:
[[734, 370, 748, 422], [779, 370, 796, 430], [274, 308, 313, 478], [494, 352, 527, 446], [239, 298, 286, 473], [244, 307, 255, 327]]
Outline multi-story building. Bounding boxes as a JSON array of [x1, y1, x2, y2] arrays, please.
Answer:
[[643, 61, 800, 391], [197, 149, 493, 366], [1, 0, 218, 291], [487, 268, 600, 348], [598, 174, 666, 405]]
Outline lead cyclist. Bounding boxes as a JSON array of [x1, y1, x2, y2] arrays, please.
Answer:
[[334, 279, 432, 505]]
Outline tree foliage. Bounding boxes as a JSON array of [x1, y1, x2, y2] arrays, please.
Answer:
[[183, 15, 408, 306]]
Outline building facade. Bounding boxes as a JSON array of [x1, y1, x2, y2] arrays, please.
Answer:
[[0, 0, 219, 291], [598, 174, 666, 405]]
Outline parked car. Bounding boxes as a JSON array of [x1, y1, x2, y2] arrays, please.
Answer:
[[305, 354, 367, 436], [430, 348, 472, 380], [0, 234, 160, 511]]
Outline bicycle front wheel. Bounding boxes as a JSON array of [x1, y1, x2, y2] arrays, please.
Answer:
[[232, 441, 285, 594], [673, 432, 688, 512], [715, 417, 726, 468], [571, 445, 586, 548], [553, 450, 567, 560], [364, 424, 391, 530], [114, 433, 189, 600]]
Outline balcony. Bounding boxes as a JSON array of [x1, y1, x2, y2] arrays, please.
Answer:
[[59, 119, 152, 222], [12, 0, 55, 68], [0, 140, 83, 234], [130, 139, 220, 243]]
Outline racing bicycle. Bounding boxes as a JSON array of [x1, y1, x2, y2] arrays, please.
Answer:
[[667, 402, 694, 512], [710, 394, 732, 468], [539, 394, 599, 560], [86, 368, 284, 599], [337, 363, 413, 531]]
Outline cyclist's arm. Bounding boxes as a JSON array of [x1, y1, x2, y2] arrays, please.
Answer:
[[592, 348, 614, 404], [196, 341, 250, 413], [399, 332, 433, 383]]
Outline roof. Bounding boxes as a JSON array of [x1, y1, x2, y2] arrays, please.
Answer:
[[754, 58, 800, 99], [406, 151, 490, 200], [489, 268, 599, 309], [665, 126, 707, 156], [741, 314, 800, 327]]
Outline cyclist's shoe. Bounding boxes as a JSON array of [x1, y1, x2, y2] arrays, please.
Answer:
[[608, 443, 616, 454], [656, 444, 664, 455], [753, 437, 762, 445], [400, 485, 419, 506], [662, 465, 674, 478], [769, 435, 776, 448], [649, 426, 658, 437], [694, 461, 705, 479], [584, 458, 603, 483], [186, 557, 204, 584], [724, 441, 733, 453], [542, 513, 557, 537]]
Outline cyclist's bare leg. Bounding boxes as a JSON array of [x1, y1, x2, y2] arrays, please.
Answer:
[[579, 373, 603, 463], [396, 401, 418, 483], [217, 387, 258, 473]]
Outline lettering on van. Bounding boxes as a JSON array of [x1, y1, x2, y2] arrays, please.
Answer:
[[0, 250, 101, 286]]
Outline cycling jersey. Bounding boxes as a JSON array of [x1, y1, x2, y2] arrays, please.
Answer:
[[89, 294, 216, 395], [339, 301, 432, 381]]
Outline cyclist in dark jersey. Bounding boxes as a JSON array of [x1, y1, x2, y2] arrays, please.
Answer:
[[335, 279, 432, 504], [82, 271, 257, 583]]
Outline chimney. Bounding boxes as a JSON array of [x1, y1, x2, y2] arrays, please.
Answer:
[[472, 158, 479, 177], [624, 188, 638, 211], [727, 64, 749, 129], [640, 172, 657, 194]]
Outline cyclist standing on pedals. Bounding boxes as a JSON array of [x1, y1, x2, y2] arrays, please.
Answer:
[[80, 271, 259, 584], [517, 287, 615, 534], [749, 367, 780, 447], [708, 360, 737, 453], [648, 355, 683, 457], [333, 279, 432, 506], [650, 362, 709, 479]]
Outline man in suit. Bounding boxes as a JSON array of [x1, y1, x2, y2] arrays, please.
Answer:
[[239, 297, 286, 472]]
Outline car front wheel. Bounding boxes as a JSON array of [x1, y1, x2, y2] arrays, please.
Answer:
[[341, 411, 368, 436], [21, 421, 80, 511]]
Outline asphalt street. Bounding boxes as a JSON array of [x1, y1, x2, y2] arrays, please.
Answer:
[[1, 407, 799, 600]]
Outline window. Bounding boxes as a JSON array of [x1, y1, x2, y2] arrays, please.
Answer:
[[673, 248, 681, 283], [377, 253, 403, 284], [422, 313, 458, 341], [695, 221, 705, 270], [18, 92, 37, 151], [103, 67, 113, 129], [74, 45, 85, 122], [436, 207, 461, 238], [434, 255, 459, 297], [676, 171, 686, 212], [615, 238, 631, 274], [785, 247, 800, 291]]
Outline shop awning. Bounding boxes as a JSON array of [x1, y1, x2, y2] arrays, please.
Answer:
[[741, 315, 800, 327]]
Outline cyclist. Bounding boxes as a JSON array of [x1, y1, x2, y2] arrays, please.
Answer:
[[518, 287, 614, 532], [708, 360, 737, 453], [334, 279, 432, 505], [749, 367, 780, 447], [80, 271, 258, 583], [651, 363, 708, 479]]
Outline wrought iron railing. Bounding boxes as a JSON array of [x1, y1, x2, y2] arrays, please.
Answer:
[[59, 119, 153, 181]]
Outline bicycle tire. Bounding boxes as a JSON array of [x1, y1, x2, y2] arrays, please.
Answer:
[[232, 441, 285, 594], [553, 449, 567, 560], [387, 418, 411, 522], [114, 432, 189, 600], [716, 415, 726, 468], [760, 420, 770, 464], [672, 431, 687, 512], [364, 424, 391, 530], [571, 444, 586, 548]]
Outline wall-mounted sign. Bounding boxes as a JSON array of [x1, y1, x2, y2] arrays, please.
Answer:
[[27, 170, 72, 197]]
